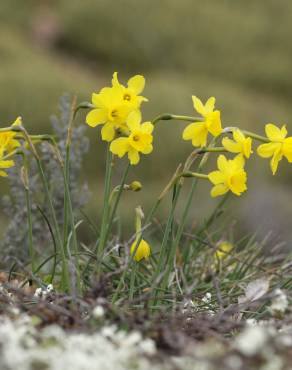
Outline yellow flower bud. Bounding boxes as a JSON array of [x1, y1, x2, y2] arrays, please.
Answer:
[[215, 241, 233, 260], [130, 239, 151, 262], [129, 181, 142, 192]]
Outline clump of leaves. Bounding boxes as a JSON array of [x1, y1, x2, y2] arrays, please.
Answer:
[[0, 95, 89, 267]]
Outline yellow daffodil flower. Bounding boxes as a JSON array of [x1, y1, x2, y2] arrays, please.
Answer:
[[112, 72, 148, 110], [130, 239, 151, 262], [215, 241, 233, 260], [0, 146, 15, 177], [257, 123, 292, 174], [86, 86, 132, 142], [208, 155, 247, 197], [222, 129, 253, 160], [183, 96, 222, 147], [0, 117, 22, 154], [86, 73, 148, 142], [110, 111, 153, 165]]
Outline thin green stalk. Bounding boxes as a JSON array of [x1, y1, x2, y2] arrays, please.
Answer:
[[21, 154, 35, 272], [154, 149, 213, 305], [97, 147, 113, 274], [18, 126, 70, 291], [223, 127, 269, 143], [152, 114, 202, 125], [129, 263, 138, 300], [105, 163, 130, 242], [111, 199, 161, 304]]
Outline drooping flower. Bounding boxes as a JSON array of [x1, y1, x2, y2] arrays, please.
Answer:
[[130, 239, 151, 262], [215, 241, 233, 260], [111, 72, 148, 110], [222, 129, 253, 160], [208, 155, 247, 197], [257, 123, 292, 174], [183, 96, 222, 147], [110, 111, 153, 165], [86, 73, 148, 142]]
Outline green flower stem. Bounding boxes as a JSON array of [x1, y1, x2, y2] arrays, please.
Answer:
[[19, 151, 35, 273], [152, 114, 202, 125], [61, 97, 81, 293], [111, 199, 161, 304], [223, 127, 269, 143], [17, 126, 70, 291], [81, 160, 129, 282], [97, 147, 113, 275], [154, 149, 212, 305], [105, 163, 130, 242], [73, 101, 94, 119]]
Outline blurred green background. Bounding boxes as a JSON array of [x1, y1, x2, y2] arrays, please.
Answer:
[[0, 0, 291, 243]]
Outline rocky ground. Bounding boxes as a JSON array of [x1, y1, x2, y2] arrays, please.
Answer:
[[0, 282, 292, 370]]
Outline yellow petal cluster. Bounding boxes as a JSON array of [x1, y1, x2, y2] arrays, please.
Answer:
[[130, 239, 151, 262], [257, 124, 292, 174], [0, 117, 21, 177], [183, 96, 222, 147], [222, 129, 253, 160], [110, 111, 153, 165], [86, 72, 147, 142], [215, 241, 233, 260], [208, 155, 247, 197]]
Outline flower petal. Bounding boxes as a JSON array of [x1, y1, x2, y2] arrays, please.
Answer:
[[233, 129, 245, 143], [86, 109, 107, 127], [128, 148, 140, 165], [257, 142, 280, 158], [183, 122, 208, 147], [283, 137, 292, 162], [270, 149, 283, 175], [140, 143, 153, 155], [222, 137, 241, 153], [205, 97, 216, 114], [128, 75, 145, 95], [141, 122, 154, 134], [211, 184, 229, 198], [208, 171, 225, 185], [265, 123, 287, 142], [192, 96, 206, 116], [217, 155, 228, 173], [110, 137, 129, 157], [127, 110, 141, 131], [101, 123, 116, 142]]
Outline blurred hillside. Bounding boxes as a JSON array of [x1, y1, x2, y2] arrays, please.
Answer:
[[0, 0, 291, 242]]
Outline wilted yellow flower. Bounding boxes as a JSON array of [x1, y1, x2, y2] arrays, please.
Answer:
[[215, 241, 233, 260], [222, 129, 253, 160], [183, 96, 222, 147], [208, 155, 247, 197], [257, 123, 292, 174], [110, 111, 153, 165], [112, 72, 148, 110], [130, 239, 151, 262]]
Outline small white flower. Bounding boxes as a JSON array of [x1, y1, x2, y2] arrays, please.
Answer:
[[270, 289, 288, 315], [46, 284, 54, 292], [92, 305, 105, 319], [34, 287, 43, 298], [202, 292, 212, 304], [235, 326, 269, 356]]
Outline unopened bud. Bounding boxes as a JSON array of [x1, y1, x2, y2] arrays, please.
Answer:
[[129, 181, 142, 192]]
